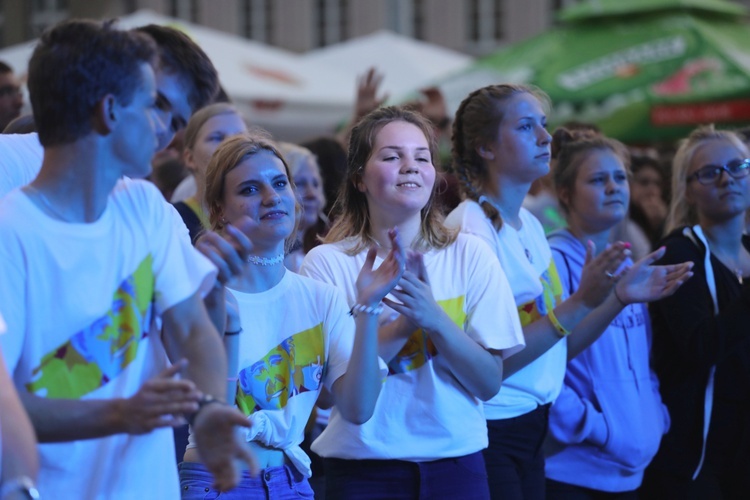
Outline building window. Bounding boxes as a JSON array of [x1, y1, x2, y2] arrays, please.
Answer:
[[241, 0, 273, 43], [314, 0, 348, 47], [29, 0, 68, 38], [467, 0, 503, 52], [169, 0, 199, 22]]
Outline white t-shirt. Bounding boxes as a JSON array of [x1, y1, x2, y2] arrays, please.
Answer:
[[0, 133, 44, 198], [0, 311, 4, 482], [445, 200, 568, 419], [170, 174, 196, 203], [300, 233, 525, 460], [187, 270, 386, 477], [0, 178, 216, 500]]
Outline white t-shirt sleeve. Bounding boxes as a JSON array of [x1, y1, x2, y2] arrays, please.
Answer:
[[129, 180, 217, 314], [463, 235, 525, 358], [0, 238, 26, 373], [0, 133, 44, 199], [299, 245, 338, 287], [445, 201, 499, 256]]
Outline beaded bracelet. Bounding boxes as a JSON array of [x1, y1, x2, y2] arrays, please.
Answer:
[[348, 302, 384, 318], [547, 307, 571, 338]]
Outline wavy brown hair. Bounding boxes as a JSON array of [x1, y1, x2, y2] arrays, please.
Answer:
[[324, 105, 456, 254]]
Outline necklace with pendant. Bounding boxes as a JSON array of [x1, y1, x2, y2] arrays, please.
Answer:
[[479, 194, 533, 263]]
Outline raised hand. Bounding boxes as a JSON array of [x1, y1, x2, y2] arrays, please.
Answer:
[[573, 241, 630, 309], [192, 403, 258, 491], [383, 251, 445, 332], [614, 246, 694, 304], [195, 219, 255, 284], [355, 227, 406, 306], [121, 359, 200, 434], [354, 67, 389, 120]]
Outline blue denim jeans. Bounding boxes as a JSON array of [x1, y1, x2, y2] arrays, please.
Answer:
[[324, 451, 490, 499], [178, 461, 314, 499]]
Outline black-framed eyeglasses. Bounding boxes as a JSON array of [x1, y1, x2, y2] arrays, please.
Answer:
[[687, 158, 750, 185]]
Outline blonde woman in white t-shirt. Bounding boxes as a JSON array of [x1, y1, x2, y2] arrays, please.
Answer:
[[299, 106, 526, 499], [178, 133, 403, 499]]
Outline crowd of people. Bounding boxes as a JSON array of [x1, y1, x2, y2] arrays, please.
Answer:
[[0, 15, 748, 500]]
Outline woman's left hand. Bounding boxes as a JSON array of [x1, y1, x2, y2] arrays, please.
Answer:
[[614, 246, 694, 304], [384, 251, 446, 332]]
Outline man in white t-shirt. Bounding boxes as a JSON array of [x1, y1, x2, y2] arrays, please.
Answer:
[[0, 20, 255, 499]]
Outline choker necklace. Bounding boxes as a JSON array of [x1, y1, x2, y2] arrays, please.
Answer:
[[247, 253, 284, 266]]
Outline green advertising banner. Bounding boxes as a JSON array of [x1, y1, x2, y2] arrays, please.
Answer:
[[440, 0, 750, 144]]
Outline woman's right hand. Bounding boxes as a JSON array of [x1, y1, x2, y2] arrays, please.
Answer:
[[572, 241, 630, 309], [355, 227, 406, 306]]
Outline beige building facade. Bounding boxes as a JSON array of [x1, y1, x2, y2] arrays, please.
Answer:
[[0, 0, 561, 55]]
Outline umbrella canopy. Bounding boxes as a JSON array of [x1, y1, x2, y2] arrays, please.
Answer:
[[304, 30, 473, 101], [0, 9, 354, 141], [439, 0, 750, 143]]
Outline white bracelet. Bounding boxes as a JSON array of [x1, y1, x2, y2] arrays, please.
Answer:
[[348, 302, 384, 317], [0, 476, 40, 499]]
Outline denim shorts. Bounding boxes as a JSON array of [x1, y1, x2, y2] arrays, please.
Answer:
[[178, 461, 314, 499]]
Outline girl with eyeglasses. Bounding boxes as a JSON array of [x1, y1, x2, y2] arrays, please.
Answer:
[[642, 125, 750, 498]]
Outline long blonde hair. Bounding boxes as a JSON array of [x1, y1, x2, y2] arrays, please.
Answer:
[[665, 125, 749, 234], [449, 83, 551, 230], [324, 105, 456, 254]]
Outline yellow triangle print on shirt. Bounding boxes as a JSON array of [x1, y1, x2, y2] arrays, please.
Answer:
[[387, 295, 466, 375], [25, 255, 155, 399]]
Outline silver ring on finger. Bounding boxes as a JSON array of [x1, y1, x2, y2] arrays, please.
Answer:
[[604, 270, 615, 279]]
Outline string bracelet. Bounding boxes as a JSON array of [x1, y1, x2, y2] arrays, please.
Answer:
[[348, 302, 384, 318], [224, 328, 242, 336], [547, 307, 571, 338]]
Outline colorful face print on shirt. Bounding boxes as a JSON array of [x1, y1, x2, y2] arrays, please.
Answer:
[[235, 323, 325, 415], [517, 259, 564, 327], [25, 255, 155, 398], [388, 295, 466, 375]]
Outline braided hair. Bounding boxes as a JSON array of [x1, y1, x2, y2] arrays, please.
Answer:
[[449, 84, 550, 230]]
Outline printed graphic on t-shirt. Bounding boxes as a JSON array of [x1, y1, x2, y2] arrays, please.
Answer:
[[388, 295, 465, 375], [236, 324, 325, 415], [517, 259, 564, 327], [25, 255, 155, 398]]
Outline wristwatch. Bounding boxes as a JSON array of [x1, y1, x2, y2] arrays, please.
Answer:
[[0, 476, 40, 499]]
